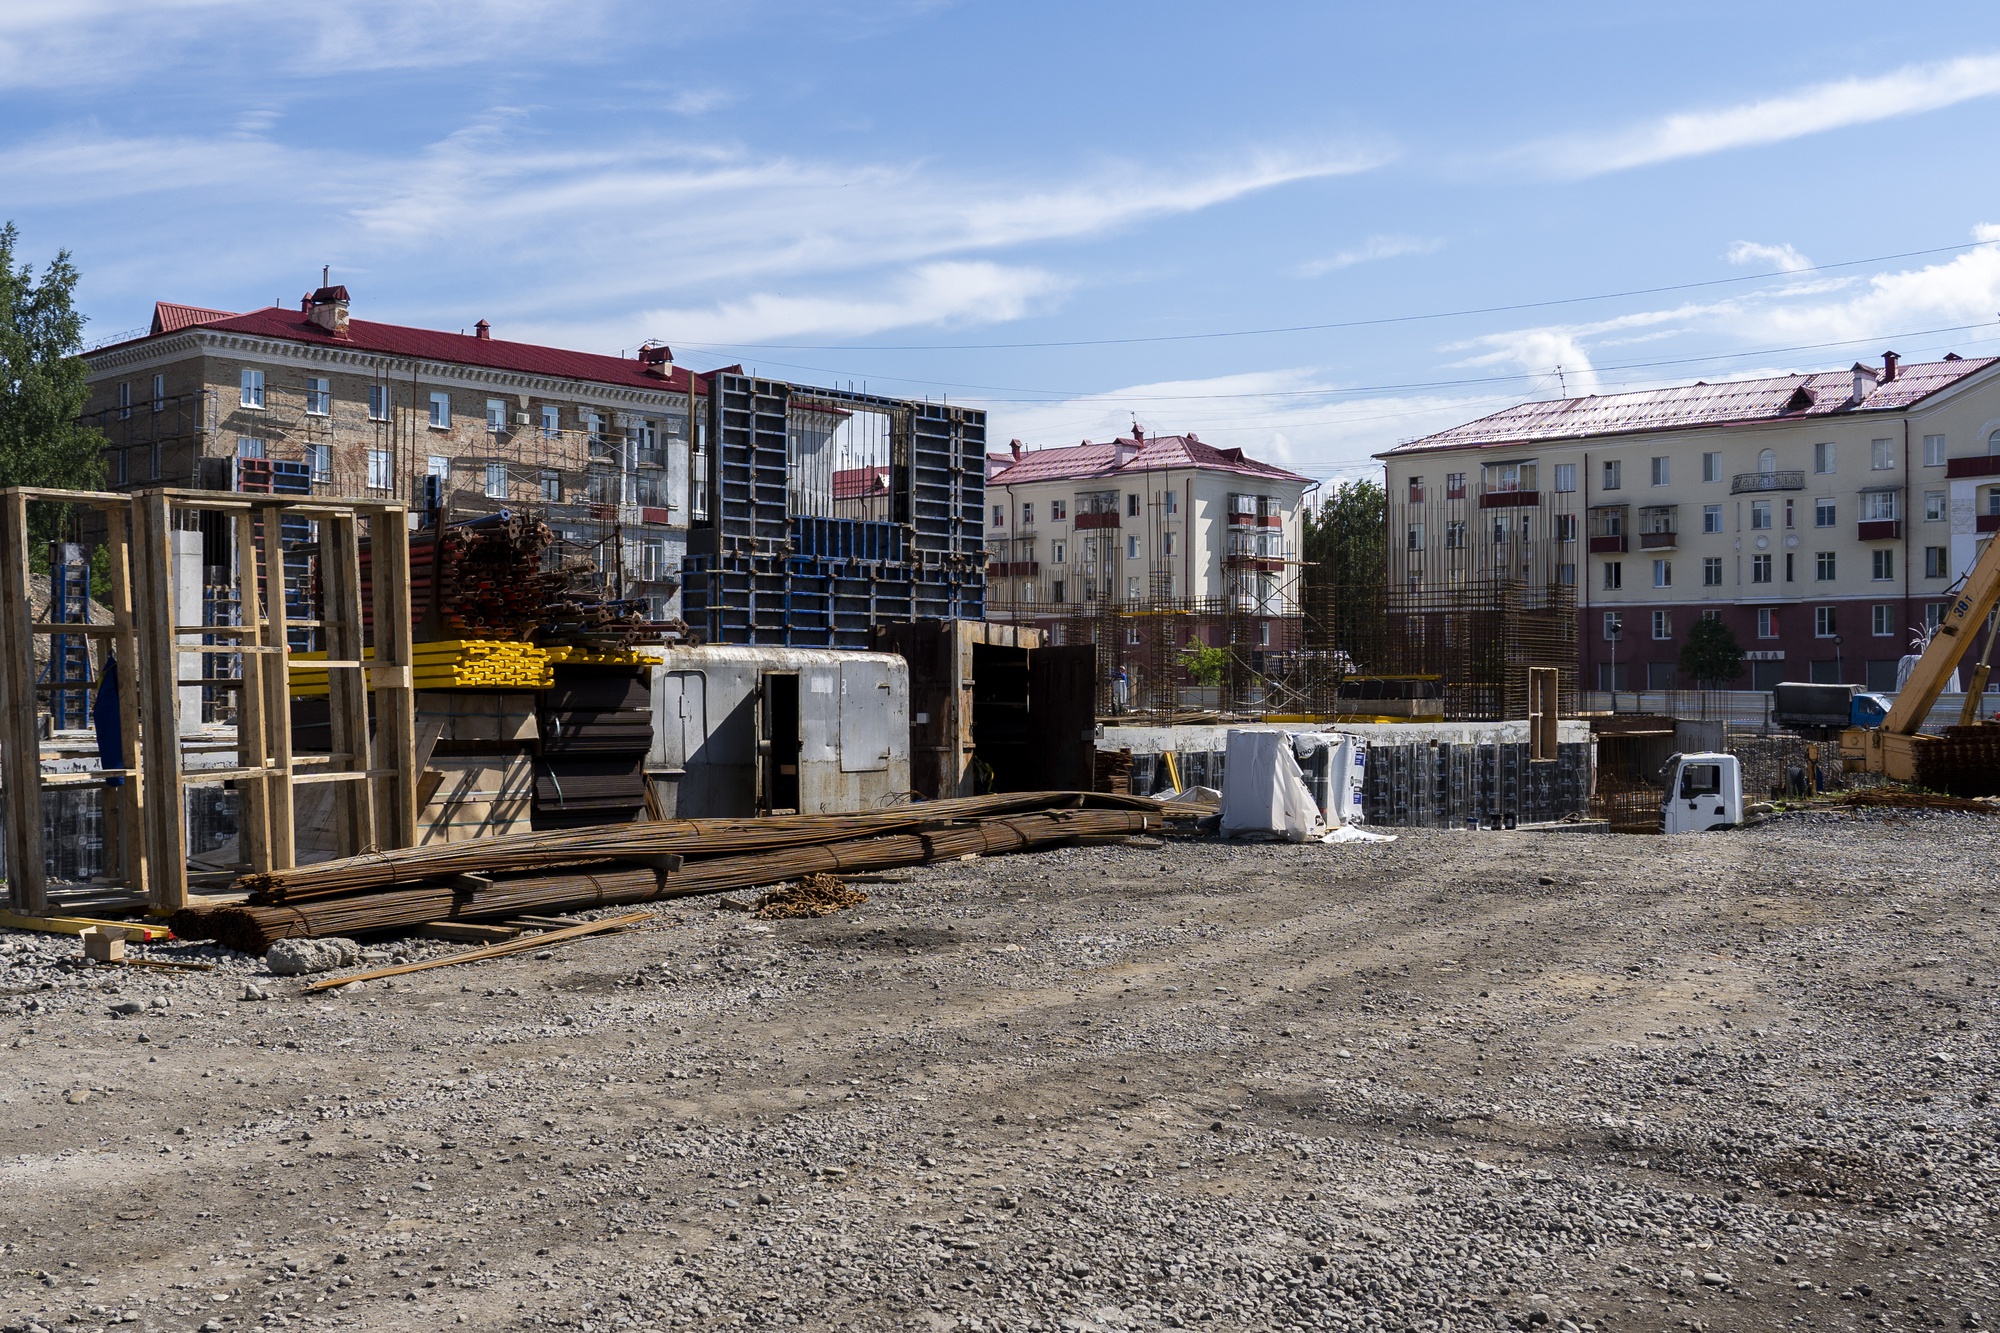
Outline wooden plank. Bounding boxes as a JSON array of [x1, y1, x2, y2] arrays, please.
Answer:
[[415, 921, 523, 944], [134, 490, 188, 912], [0, 491, 46, 912], [27, 622, 120, 636], [370, 513, 418, 851], [0, 910, 173, 941], [256, 510, 295, 871], [319, 513, 375, 856], [102, 503, 148, 898], [232, 511, 272, 872], [303, 911, 651, 992]]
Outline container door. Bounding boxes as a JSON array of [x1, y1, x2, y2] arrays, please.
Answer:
[[1027, 644, 1097, 791], [838, 659, 896, 773]]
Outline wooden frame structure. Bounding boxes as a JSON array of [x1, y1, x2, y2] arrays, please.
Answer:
[[0, 486, 416, 916]]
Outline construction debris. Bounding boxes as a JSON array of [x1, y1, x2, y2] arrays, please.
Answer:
[[290, 640, 555, 695], [755, 873, 869, 919], [265, 937, 362, 975], [303, 911, 652, 992], [1836, 788, 2000, 816]]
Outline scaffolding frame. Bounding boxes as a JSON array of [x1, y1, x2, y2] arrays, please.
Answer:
[[0, 486, 417, 915]]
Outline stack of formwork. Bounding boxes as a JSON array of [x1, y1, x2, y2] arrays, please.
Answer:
[[531, 664, 654, 829], [415, 691, 538, 846], [681, 374, 984, 648]]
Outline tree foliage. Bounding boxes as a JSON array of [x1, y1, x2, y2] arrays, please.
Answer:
[[1678, 615, 1745, 689], [1176, 643, 1229, 687], [0, 222, 105, 545], [1301, 477, 1387, 666]]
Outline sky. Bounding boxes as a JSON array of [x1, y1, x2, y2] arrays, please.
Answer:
[[6, 1, 2000, 490]]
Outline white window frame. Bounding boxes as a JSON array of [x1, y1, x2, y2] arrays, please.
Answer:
[[427, 455, 450, 482], [485, 463, 508, 499], [541, 470, 561, 504], [1757, 608, 1778, 639], [1871, 438, 1895, 471], [1652, 558, 1671, 588], [429, 392, 451, 429], [306, 377, 331, 417], [1702, 556, 1723, 586], [1814, 498, 1836, 528], [1750, 500, 1771, 530], [1872, 604, 1895, 637], [1650, 456, 1670, 486], [486, 398, 507, 433], [1651, 609, 1671, 640], [306, 443, 331, 483], [1601, 460, 1621, 491], [240, 369, 265, 409], [1815, 551, 1836, 581], [1923, 434, 1946, 467], [236, 436, 264, 460], [1126, 535, 1141, 560], [1871, 548, 1894, 582], [1814, 606, 1837, 638], [1751, 554, 1772, 584], [1701, 452, 1721, 483], [1925, 490, 1946, 522], [1551, 463, 1575, 494], [1702, 504, 1722, 533], [541, 405, 561, 439], [150, 373, 165, 412], [1602, 560, 1622, 591], [368, 384, 391, 422], [1813, 441, 1835, 474], [1925, 545, 1948, 579], [1602, 611, 1622, 641], [366, 448, 392, 491]]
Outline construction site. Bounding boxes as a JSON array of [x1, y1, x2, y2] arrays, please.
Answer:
[[4, 321, 2000, 1332]]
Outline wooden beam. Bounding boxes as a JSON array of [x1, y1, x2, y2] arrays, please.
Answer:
[[320, 513, 375, 856], [102, 504, 148, 898], [233, 511, 272, 872], [257, 508, 295, 871], [0, 910, 172, 941], [0, 491, 46, 912], [134, 490, 188, 912], [368, 512, 418, 850]]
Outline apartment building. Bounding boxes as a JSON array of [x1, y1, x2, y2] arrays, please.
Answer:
[[79, 286, 708, 620], [1377, 352, 2000, 692], [983, 428, 1313, 640]]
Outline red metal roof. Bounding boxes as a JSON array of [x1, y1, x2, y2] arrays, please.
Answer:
[[114, 302, 706, 395], [1383, 356, 1999, 457], [832, 465, 889, 499], [987, 433, 1310, 487], [150, 302, 236, 335]]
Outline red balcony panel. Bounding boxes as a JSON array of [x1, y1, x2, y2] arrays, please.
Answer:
[[1224, 555, 1285, 571], [1977, 513, 2000, 534], [1638, 532, 1677, 550], [1857, 519, 1903, 541], [987, 561, 1039, 577], [1074, 511, 1120, 530], [640, 506, 672, 525], [1588, 534, 1628, 554], [1479, 490, 1540, 509], [1945, 455, 2000, 480]]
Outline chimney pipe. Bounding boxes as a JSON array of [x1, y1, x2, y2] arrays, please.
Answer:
[[637, 342, 675, 378], [474, 319, 491, 340], [1849, 362, 1878, 405], [307, 284, 351, 338], [1881, 350, 1899, 383], [1009, 438, 1022, 461]]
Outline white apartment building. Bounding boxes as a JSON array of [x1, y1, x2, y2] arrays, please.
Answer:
[[983, 429, 1313, 639], [1378, 352, 2000, 692]]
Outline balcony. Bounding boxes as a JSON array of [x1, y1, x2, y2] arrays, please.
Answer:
[[987, 561, 1039, 577], [1978, 513, 2000, 534], [1946, 455, 2000, 480], [639, 506, 673, 526], [1731, 470, 1805, 494], [1227, 513, 1283, 528], [1074, 511, 1120, 531], [1857, 519, 1903, 541], [1588, 534, 1628, 554], [1224, 554, 1285, 572], [1478, 490, 1540, 509], [1638, 531, 1677, 550]]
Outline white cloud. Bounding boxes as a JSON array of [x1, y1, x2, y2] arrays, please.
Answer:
[[668, 88, 738, 116], [1726, 240, 1813, 273], [1454, 331, 1601, 398], [1528, 53, 2000, 176], [1296, 234, 1443, 277]]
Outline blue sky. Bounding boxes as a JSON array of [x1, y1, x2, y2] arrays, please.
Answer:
[[6, 1, 2000, 486]]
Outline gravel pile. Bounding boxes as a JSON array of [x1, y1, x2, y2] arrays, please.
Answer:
[[1, 808, 1994, 1331]]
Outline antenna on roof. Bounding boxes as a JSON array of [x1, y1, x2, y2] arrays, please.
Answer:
[[322, 265, 329, 287], [1555, 365, 1567, 396]]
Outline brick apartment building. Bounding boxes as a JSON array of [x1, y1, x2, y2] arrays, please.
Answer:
[[983, 428, 1314, 643], [79, 286, 710, 620], [1377, 352, 2000, 692]]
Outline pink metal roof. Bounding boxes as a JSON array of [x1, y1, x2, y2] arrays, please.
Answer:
[[112, 302, 706, 395], [987, 433, 1310, 487], [832, 465, 889, 499], [150, 301, 236, 335], [1383, 356, 1999, 457]]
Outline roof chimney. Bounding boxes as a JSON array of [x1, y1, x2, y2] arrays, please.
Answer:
[[299, 293, 311, 313], [307, 284, 350, 338], [1849, 361, 1878, 405], [637, 342, 674, 378], [1131, 422, 1144, 444], [1881, 349, 1899, 383], [474, 319, 491, 340], [1009, 438, 1022, 462]]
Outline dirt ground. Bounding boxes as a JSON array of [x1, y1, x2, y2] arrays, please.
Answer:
[[2, 808, 1997, 1333]]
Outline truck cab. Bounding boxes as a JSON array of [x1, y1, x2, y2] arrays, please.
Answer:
[[1660, 752, 1743, 834]]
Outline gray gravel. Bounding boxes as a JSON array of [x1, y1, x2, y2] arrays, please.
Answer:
[[1, 807, 1996, 1331]]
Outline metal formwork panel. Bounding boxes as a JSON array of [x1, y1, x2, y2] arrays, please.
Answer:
[[712, 374, 791, 550]]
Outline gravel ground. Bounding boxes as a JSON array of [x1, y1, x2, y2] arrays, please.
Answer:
[[2, 808, 1997, 1333]]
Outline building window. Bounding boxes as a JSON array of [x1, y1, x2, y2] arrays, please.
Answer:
[[1814, 498, 1836, 527], [1702, 504, 1722, 533], [1126, 535, 1141, 559], [1871, 438, 1895, 470], [306, 377, 331, 416], [992, 504, 1005, 527], [1702, 556, 1723, 586], [1653, 559, 1671, 588], [1757, 608, 1778, 638], [1445, 472, 1468, 499], [150, 373, 165, 411], [1872, 604, 1895, 636], [1552, 514, 1576, 542], [1702, 451, 1721, 483], [1602, 460, 1621, 490], [366, 448, 392, 491], [1407, 524, 1424, 551], [427, 454, 449, 482], [1051, 579, 1066, 604], [1408, 476, 1425, 503], [1051, 541, 1066, 564], [306, 443, 331, 483], [1127, 493, 1140, 518], [1652, 609, 1671, 640], [240, 369, 265, 409], [429, 392, 451, 429], [639, 539, 669, 583], [368, 384, 390, 421], [1862, 490, 1899, 522], [1925, 546, 1948, 579], [1020, 501, 1034, 525], [1549, 463, 1574, 494], [1126, 576, 1139, 600], [1814, 441, 1835, 473], [1923, 433, 1946, 467], [1814, 551, 1835, 581], [1552, 562, 1573, 585], [1784, 498, 1795, 530], [1926, 602, 1946, 629], [1163, 490, 1178, 514], [1602, 611, 1623, 641], [1751, 554, 1772, 583], [1051, 499, 1067, 522], [1872, 548, 1894, 581], [1924, 490, 1946, 522], [1650, 456, 1670, 486], [540, 470, 561, 503], [1446, 520, 1467, 548], [1815, 606, 1837, 638], [117, 381, 131, 419], [540, 405, 560, 438], [236, 436, 265, 459], [1750, 500, 1771, 529], [485, 463, 507, 499], [486, 399, 506, 432], [1161, 532, 1175, 557], [1602, 561, 1622, 591], [632, 418, 659, 465], [1785, 552, 1795, 582]]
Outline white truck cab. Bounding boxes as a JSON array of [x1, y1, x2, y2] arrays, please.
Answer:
[[1660, 752, 1743, 834]]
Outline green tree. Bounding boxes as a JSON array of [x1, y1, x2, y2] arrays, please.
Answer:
[[1678, 615, 1745, 689], [1301, 477, 1386, 666], [1176, 642, 1229, 687], [0, 222, 106, 546]]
